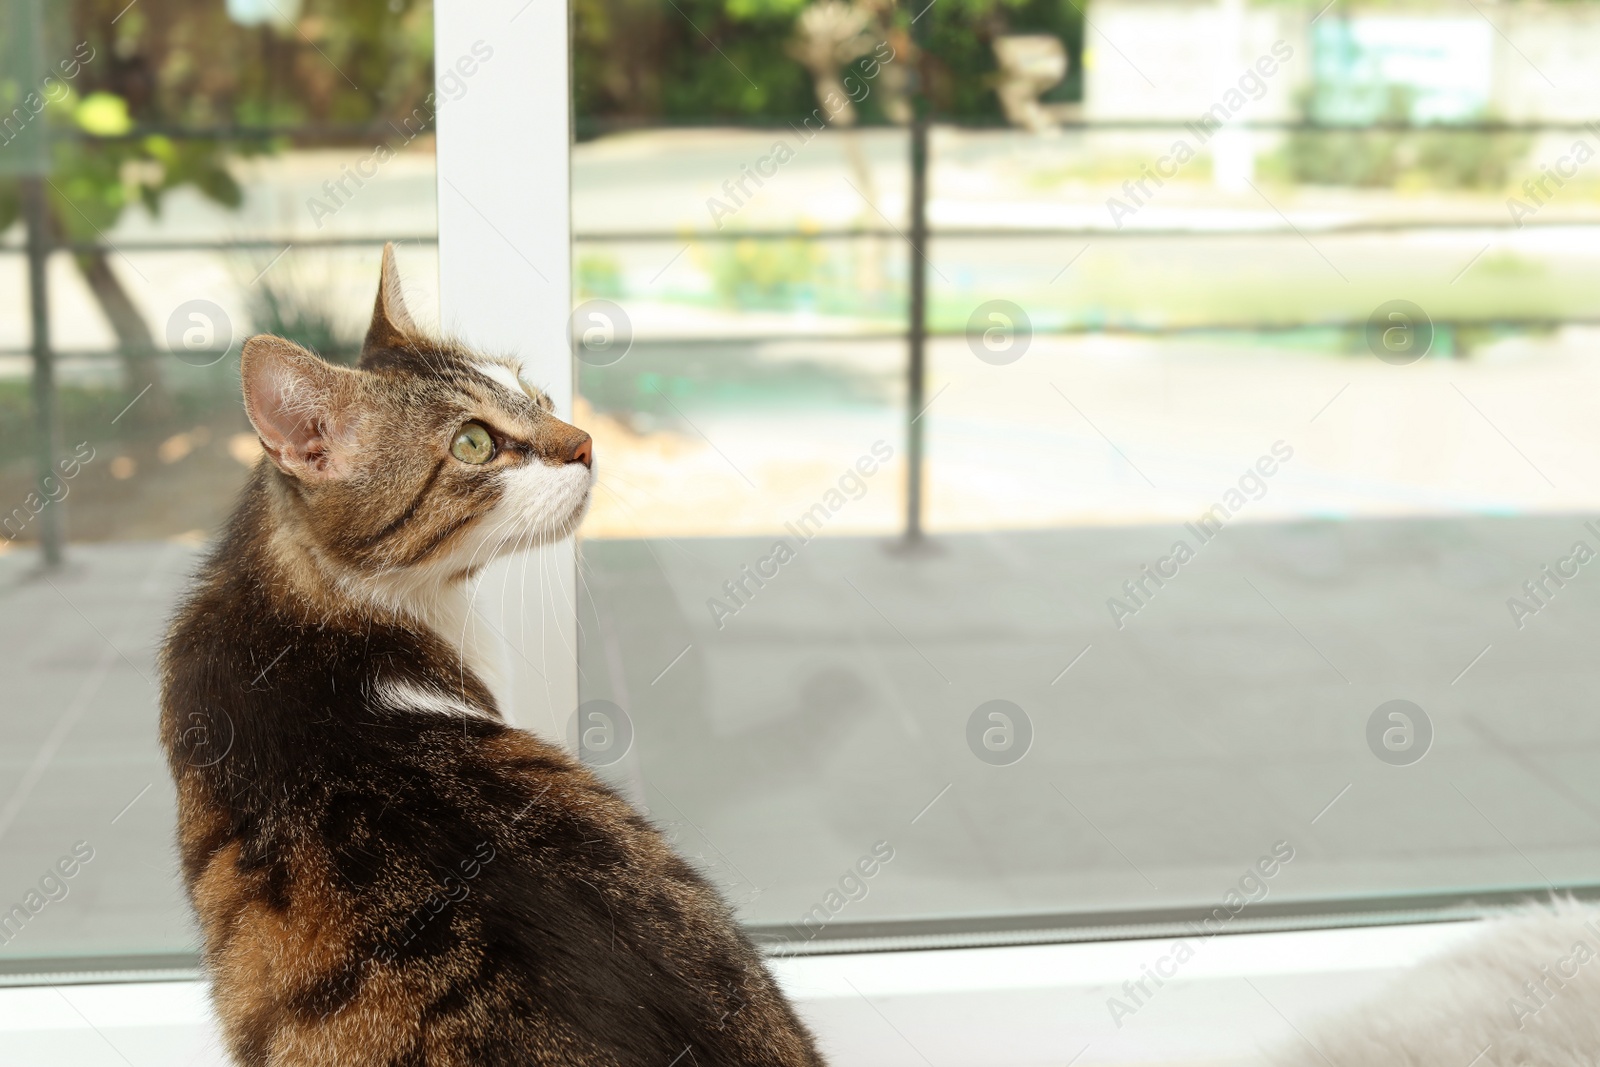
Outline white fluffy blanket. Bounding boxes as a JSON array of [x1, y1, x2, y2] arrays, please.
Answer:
[[1271, 900, 1600, 1067]]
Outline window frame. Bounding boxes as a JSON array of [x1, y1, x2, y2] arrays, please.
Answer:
[[435, 0, 579, 741], [0, 0, 1574, 1025]]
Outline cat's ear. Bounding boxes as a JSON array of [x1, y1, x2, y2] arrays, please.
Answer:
[[241, 335, 362, 481], [359, 242, 418, 364]]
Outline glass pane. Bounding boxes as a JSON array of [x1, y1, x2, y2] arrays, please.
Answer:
[[0, 0, 437, 967], [572, 1, 1600, 947]]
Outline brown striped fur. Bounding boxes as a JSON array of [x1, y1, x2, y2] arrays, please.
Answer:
[[160, 246, 825, 1066]]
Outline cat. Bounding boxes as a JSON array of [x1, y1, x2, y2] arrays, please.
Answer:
[[160, 245, 825, 1067]]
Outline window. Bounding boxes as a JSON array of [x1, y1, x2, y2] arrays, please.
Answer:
[[565, 0, 1600, 952], [4, 0, 1599, 993], [1, 0, 440, 971]]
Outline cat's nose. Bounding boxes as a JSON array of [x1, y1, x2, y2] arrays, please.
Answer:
[[568, 434, 593, 469]]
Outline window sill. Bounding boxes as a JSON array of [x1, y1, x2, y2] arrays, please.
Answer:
[[0, 919, 1479, 1066]]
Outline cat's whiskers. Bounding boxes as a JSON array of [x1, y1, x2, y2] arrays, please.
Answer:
[[457, 506, 544, 706], [517, 524, 543, 724], [592, 480, 655, 536], [539, 515, 581, 668], [573, 555, 608, 675], [537, 531, 556, 713], [436, 503, 546, 701], [593, 467, 667, 506], [590, 482, 718, 570]]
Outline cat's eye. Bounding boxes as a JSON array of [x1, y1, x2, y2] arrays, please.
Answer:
[[451, 422, 494, 465]]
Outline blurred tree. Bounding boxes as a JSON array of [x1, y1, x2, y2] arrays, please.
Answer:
[[573, 0, 1082, 133], [788, 1, 878, 126], [0, 0, 434, 423], [921, 0, 1081, 118], [1277, 88, 1531, 191], [575, 0, 817, 128]]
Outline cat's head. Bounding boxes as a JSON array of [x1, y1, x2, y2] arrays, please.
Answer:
[[239, 244, 593, 585]]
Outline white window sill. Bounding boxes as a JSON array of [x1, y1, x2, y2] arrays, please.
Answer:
[[0, 919, 1477, 1066]]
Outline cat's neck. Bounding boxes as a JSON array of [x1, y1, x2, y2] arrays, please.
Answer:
[[252, 485, 506, 706], [354, 567, 508, 703]]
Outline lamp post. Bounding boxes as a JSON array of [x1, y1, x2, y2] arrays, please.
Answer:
[[902, 3, 930, 548], [6, 0, 65, 567]]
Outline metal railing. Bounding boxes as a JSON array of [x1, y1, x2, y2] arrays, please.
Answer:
[[8, 115, 1600, 564]]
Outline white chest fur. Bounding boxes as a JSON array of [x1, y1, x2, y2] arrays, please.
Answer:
[[356, 569, 511, 716]]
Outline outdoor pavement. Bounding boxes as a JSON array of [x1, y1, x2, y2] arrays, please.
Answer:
[[5, 511, 1599, 966]]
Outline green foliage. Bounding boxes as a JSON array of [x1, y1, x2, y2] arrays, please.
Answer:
[[923, 0, 1079, 118], [247, 271, 352, 363], [0, 380, 123, 467], [1273, 90, 1531, 191], [76, 0, 436, 131], [575, 0, 816, 125], [704, 237, 831, 307], [724, 0, 809, 20], [0, 376, 243, 465], [577, 253, 626, 299], [1, 0, 436, 239], [574, 0, 1083, 128], [1278, 125, 1531, 191], [1413, 126, 1531, 190], [1276, 125, 1403, 188]]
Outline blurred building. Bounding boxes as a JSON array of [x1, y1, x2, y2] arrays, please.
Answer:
[[1082, 0, 1600, 183]]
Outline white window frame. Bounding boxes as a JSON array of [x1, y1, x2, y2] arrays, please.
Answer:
[[435, 0, 578, 739]]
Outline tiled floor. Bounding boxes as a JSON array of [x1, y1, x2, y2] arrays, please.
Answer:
[[0, 541, 196, 963], [7, 514, 1598, 967], [578, 516, 1600, 938]]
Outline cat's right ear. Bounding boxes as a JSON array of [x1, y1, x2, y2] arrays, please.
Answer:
[[359, 242, 417, 365], [241, 335, 362, 481]]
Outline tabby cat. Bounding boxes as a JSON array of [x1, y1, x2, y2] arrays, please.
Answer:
[[160, 246, 825, 1066]]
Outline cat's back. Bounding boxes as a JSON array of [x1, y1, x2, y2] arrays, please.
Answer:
[[158, 477, 819, 1067]]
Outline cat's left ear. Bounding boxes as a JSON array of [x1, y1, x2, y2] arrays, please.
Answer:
[[359, 242, 418, 365], [241, 335, 362, 481]]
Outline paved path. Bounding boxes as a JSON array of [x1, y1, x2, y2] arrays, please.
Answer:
[[5, 516, 1598, 965]]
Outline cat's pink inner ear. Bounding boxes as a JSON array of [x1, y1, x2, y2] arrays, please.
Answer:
[[241, 336, 358, 480]]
